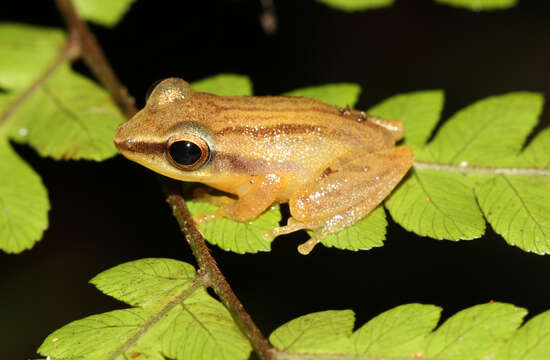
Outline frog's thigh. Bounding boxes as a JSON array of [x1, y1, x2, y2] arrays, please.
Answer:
[[218, 173, 287, 222], [289, 145, 414, 226]]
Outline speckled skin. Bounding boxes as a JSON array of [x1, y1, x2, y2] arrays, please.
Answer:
[[114, 78, 414, 254]]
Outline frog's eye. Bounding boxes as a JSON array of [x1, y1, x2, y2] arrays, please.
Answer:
[[167, 134, 210, 171], [147, 78, 195, 107]]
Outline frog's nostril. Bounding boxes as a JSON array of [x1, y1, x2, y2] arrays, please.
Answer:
[[114, 124, 133, 152], [115, 138, 138, 152]]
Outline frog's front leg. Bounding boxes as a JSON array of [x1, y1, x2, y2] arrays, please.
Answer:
[[266, 146, 414, 254], [195, 173, 287, 223]]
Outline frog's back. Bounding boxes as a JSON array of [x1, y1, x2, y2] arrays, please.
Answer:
[[185, 93, 396, 178], [192, 93, 395, 149]]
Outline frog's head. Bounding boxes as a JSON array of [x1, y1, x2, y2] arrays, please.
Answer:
[[114, 78, 217, 182]]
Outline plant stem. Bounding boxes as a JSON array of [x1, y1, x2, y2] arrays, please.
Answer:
[[259, 0, 278, 35], [53, 1, 275, 359], [54, 0, 137, 118], [413, 160, 550, 176], [165, 180, 276, 360]]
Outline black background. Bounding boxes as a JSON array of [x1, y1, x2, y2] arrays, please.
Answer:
[[2, 1, 550, 358]]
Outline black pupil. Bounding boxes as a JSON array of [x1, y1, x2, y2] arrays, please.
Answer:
[[169, 141, 202, 166]]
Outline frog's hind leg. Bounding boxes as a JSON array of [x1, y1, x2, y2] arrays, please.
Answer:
[[278, 145, 414, 254]]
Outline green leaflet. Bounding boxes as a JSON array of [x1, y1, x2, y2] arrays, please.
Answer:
[[0, 23, 125, 160], [270, 303, 533, 359], [381, 91, 550, 254], [434, 0, 517, 10], [316, 0, 394, 11], [270, 310, 356, 353], [522, 127, 550, 168], [0, 23, 65, 90], [0, 139, 49, 253], [318, 0, 516, 11], [423, 303, 525, 359], [192, 74, 253, 96], [350, 304, 441, 356], [187, 200, 281, 253], [386, 170, 485, 240], [0, 24, 125, 252], [315, 206, 387, 251], [40, 260, 550, 360], [476, 175, 550, 253], [496, 310, 550, 360], [425, 93, 543, 167], [90, 257, 197, 306], [38, 258, 252, 360], [284, 83, 361, 107], [73, 0, 136, 27], [7, 64, 124, 160], [368, 90, 444, 149]]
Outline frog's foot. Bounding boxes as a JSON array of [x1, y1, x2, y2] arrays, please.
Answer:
[[262, 218, 324, 255], [263, 217, 305, 240]]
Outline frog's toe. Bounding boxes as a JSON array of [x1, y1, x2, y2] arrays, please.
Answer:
[[263, 218, 307, 241], [264, 218, 327, 254], [297, 233, 323, 255], [261, 229, 277, 242]]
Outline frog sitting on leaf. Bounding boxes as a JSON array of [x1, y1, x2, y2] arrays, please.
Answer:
[[114, 78, 413, 254]]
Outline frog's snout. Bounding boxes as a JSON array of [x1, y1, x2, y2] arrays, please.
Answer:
[[113, 122, 134, 153], [114, 121, 165, 159]]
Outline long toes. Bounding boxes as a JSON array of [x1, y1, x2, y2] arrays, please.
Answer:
[[297, 234, 323, 255], [262, 218, 308, 241]]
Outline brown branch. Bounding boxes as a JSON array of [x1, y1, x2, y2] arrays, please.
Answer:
[[165, 180, 276, 360], [54, 0, 137, 118], [53, 1, 275, 359], [259, 0, 278, 35]]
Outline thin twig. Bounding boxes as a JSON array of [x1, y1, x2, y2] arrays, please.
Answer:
[[259, 0, 278, 34], [165, 180, 276, 360], [55, 0, 137, 118], [53, 1, 275, 359]]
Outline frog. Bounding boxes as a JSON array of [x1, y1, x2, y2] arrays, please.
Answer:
[[114, 78, 414, 254]]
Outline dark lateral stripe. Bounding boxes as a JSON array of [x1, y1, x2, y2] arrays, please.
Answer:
[[211, 152, 265, 173], [214, 123, 322, 136], [211, 151, 302, 175], [115, 140, 165, 154]]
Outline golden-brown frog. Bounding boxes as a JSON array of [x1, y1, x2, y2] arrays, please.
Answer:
[[114, 78, 413, 254]]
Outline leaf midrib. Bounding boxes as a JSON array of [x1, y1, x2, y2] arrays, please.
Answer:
[[105, 273, 207, 360], [0, 38, 70, 129], [413, 161, 550, 176]]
